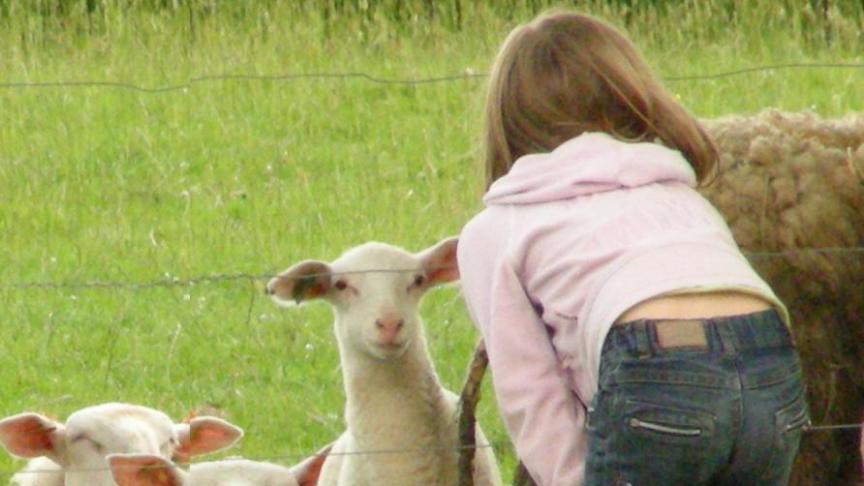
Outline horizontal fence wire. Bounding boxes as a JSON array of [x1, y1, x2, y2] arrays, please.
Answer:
[[0, 443, 502, 479], [2, 422, 862, 479], [0, 62, 862, 93], [0, 246, 861, 292]]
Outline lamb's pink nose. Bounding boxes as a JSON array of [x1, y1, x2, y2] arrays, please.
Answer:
[[375, 316, 404, 344]]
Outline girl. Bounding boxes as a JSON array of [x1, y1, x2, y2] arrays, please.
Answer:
[[457, 11, 808, 486]]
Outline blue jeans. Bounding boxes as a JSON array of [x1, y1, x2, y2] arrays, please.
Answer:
[[585, 310, 809, 486]]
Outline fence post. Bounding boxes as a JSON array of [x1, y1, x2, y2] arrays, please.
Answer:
[[457, 339, 488, 486], [513, 461, 537, 486], [457, 339, 538, 486]]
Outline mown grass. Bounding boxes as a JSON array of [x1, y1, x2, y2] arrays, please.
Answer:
[[0, 1, 862, 483]]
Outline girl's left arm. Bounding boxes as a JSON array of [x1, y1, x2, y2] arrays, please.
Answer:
[[458, 227, 587, 486]]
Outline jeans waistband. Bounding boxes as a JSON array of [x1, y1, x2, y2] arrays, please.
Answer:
[[605, 309, 793, 357]]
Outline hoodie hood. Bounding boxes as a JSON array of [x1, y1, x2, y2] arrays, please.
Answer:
[[483, 132, 697, 206]]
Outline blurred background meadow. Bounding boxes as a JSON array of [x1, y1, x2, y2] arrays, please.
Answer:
[[0, 0, 862, 482]]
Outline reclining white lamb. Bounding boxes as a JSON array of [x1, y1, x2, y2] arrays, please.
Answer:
[[107, 454, 296, 486], [266, 237, 502, 486], [0, 402, 243, 486], [105, 444, 331, 486]]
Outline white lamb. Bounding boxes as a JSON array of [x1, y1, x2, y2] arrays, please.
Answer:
[[107, 454, 295, 486], [266, 237, 502, 486], [106, 445, 331, 486], [0, 402, 243, 486]]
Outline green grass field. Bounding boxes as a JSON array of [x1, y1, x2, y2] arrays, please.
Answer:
[[0, 1, 862, 483]]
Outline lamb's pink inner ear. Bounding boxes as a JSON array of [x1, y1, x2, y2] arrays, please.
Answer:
[[110, 455, 181, 486], [0, 413, 63, 459], [294, 443, 334, 486], [174, 417, 243, 461], [267, 260, 332, 303], [419, 237, 459, 286]]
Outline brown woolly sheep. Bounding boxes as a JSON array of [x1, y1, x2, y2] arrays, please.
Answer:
[[701, 109, 864, 486], [487, 110, 864, 486]]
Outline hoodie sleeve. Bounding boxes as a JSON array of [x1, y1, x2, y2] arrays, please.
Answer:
[[458, 215, 587, 486]]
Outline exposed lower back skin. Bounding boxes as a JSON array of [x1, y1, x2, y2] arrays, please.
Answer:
[[617, 290, 774, 324]]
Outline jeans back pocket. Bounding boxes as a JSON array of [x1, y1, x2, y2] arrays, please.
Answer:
[[586, 398, 721, 482], [763, 389, 809, 480], [621, 399, 716, 446], [629, 417, 702, 437]]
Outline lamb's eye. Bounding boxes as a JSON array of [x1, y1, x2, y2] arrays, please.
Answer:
[[334, 280, 348, 291], [412, 275, 425, 287]]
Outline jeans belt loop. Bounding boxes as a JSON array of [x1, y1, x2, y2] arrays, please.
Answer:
[[632, 321, 653, 358], [716, 321, 738, 354]]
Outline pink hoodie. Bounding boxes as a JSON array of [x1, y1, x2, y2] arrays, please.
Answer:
[[457, 132, 786, 486]]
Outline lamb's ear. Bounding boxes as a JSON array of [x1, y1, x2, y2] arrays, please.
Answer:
[[290, 442, 334, 486], [266, 260, 333, 305], [108, 454, 184, 486], [0, 413, 66, 463], [417, 237, 459, 287], [266, 260, 333, 304], [173, 417, 243, 462]]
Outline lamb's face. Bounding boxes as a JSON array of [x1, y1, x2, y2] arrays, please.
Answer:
[[62, 404, 178, 486], [267, 238, 460, 362], [0, 403, 243, 486], [329, 244, 428, 360]]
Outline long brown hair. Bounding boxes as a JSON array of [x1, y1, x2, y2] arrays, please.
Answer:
[[484, 11, 717, 188]]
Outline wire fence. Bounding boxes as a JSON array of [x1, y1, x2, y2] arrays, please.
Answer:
[[2, 420, 863, 480], [0, 442, 501, 479], [1, 246, 862, 292], [0, 244, 860, 470], [0, 62, 862, 93], [0, 245, 861, 477], [1, 61, 863, 480]]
